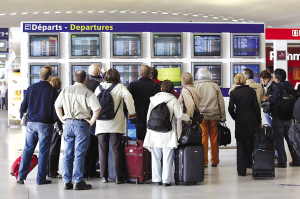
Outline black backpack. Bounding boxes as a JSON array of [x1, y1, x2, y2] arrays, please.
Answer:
[[97, 84, 121, 120], [272, 85, 295, 120], [147, 102, 173, 133]]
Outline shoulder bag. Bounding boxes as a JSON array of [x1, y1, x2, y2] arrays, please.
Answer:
[[217, 122, 231, 146]]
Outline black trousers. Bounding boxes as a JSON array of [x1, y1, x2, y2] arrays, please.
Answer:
[[84, 134, 99, 176], [98, 133, 124, 178], [1, 97, 5, 109], [236, 137, 254, 175], [135, 122, 146, 140], [48, 131, 61, 175]]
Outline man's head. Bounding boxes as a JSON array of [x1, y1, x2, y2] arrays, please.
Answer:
[[74, 70, 87, 84], [259, 70, 272, 85], [39, 66, 53, 81], [139, 65, 151, 78], [161, 80, 174, 93], [88, 63, 100, 77], [181, 72, 193, 86], [104, 68, 121, 84], [274, 68, 286, 83], [243, 68, 254, 80], [150, 67, 158, 79]]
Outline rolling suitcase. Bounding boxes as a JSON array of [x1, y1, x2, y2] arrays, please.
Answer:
[[174, 145, 204, 185], [252, 125, 275, 179], [11, 154, 38, 179]]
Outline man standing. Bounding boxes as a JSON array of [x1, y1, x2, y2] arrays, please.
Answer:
[[263, 68, 298, 168], [18, 66, 58, 185], [55, 70, 101, 190], [83, 63, 106, 178], [127, 65, 161, 140]]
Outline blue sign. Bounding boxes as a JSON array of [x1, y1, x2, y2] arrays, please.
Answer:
[[23, 22, 264, 33], [0, 28, 9, 54]]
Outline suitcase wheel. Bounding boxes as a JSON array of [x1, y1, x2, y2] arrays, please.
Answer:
[[271, 173, 275, 179], [252, 173, 257, 179]]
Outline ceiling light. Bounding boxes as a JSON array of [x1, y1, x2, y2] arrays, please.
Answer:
[[33, 12, 39, 14], [44, 12, 50, 14], [183, 14, 188, 16], [203, 16, 208, 18], [0, 14, 5, 16], [120, 11, 126, 13], [22, 13, 27, 15], [242, 21, 247, 23], [232, 19, 238, 22], [66, 11, 72, 13], [162, 12, 168, 15], [88, 11, 93, 13], [152, 12, 157, 14], [55, 11, 61, 14], [10, 13, 17, 15], [131, 11, 136, 13], [141, 11, 147, 14], [109, 11, 115, 13], [268, 26, 273, 28], [249, 20, 254, 22], [193, 15, 198, 17], [239, 19, 244, 21], [77, 11, 82, 13], [98, 11, 104, 13], [213, 17, 218, 19], [223, 18, 228, 20], [172, 13, 178, 15]]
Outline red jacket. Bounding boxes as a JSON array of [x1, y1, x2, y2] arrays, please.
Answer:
[[152, 78, 180, 99]]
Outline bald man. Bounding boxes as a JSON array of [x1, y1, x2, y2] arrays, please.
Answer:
[[127, 65, 161, 140], [83, 63, 106, 178]]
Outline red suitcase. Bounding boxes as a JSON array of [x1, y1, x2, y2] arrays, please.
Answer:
[[11, 154, 38, 179], [124, 139, 151, 184]]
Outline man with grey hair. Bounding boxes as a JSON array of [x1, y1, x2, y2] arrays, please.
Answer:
[[194, 67, 226, 168], [128, 65, 161, 140]]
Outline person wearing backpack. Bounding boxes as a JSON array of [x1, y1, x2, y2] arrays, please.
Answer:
[[94, 68, 135, 184], [143, 80, 189, 186], [263, 68, 297, 168]]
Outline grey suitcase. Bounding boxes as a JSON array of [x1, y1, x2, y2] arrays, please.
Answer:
[[174, 145, 204, 185]]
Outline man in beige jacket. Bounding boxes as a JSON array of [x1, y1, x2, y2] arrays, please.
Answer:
[[229, 68, 263, 107]]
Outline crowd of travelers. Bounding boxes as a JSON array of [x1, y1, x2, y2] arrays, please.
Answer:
[[16, 63, 300, 189]]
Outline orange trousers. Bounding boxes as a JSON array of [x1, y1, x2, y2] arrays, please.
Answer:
[[200, 119, 219, 166]]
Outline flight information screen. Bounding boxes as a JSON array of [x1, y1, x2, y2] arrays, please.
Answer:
[[113, 34, 141, 56], [113, 64, 141, 86], [233, 35, 260, 56], [154, 64, 181, 86], [153, 34, 181, 56], [233, 64, 260, 83], [193, 64, 222, 86], [194, 35, 221, 57], [71, 34, 100, 56], [30, 35, 59, 57]]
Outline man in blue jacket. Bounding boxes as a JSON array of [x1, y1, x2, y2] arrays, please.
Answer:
[[263, 68, 298, 168], [18, 66, 58, 185]]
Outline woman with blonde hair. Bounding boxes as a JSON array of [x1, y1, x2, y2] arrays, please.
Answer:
[[228, 74, 262, 176]]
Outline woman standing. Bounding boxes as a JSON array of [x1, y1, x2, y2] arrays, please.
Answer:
[[228, 74, 262, 176], [143, 80, 189, 186], [95, 68, 135, 184]]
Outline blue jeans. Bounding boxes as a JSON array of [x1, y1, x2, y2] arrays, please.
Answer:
[[62, 120, 90, 184], [263, 112, 272, 127], [18, 122, 53, 184]]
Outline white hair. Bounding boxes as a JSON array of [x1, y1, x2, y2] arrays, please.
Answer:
[[197, 67, 211, 80]]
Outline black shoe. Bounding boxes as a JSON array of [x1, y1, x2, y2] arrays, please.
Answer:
[[17, 179, 24, 184], [154, 182, 162, 186], [289, 162, 300, 166], [74, 181, 92, 190], [89, 171, 100, 178], [275, 163, 287, 168], [102, 177, 108, 183], [38, 180, 52, 185], [163, 183, 171, 186], [238, 173, 246, 176], [116, 176, 124, 184], [211, 164, 218, 167], [64, 182, 73, 190]]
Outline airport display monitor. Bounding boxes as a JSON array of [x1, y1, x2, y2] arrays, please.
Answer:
[[192, 62, 223, 87], [231, 62, 260, 85], [28, 63, 60, 85], [70, 33, 101, 58], [69, 63, 101, 85], [111, 62, 142, 86], [192, 33, 222, 58], [151, 33, 183, 58], [231, 33, 260, 58], [111, 33, 142, 58], [29, 33, 59, 58], [151, 62, 182, 86]]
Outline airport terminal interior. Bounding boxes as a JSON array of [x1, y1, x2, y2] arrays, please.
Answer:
[[1, 0, 300, 198]]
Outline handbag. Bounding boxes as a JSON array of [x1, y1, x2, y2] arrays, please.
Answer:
[[21, 113, 28, 127], [183, 87, 204, 124], [218, 122, 231, 146], [179, 118, 202, 146]]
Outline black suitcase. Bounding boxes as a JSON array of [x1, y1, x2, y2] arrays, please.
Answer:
[[252, 125, 275, 179], [174, 145, 204, 185]]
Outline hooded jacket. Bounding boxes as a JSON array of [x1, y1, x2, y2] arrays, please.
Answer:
[[143, 92, 189, 149]]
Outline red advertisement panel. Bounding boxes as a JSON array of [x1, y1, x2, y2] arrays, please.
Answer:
[[266, 28, 300, 40]]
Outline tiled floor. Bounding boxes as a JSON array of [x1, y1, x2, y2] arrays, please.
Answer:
[[1, 110, 300, 199]]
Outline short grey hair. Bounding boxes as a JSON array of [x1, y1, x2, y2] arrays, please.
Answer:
[[197, 67, 211, 80]]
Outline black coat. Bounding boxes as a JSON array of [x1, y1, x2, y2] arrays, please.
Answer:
[[85, 75, 103, 92], [228, 85, 261, 139], [127, 78, 161, 140]]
